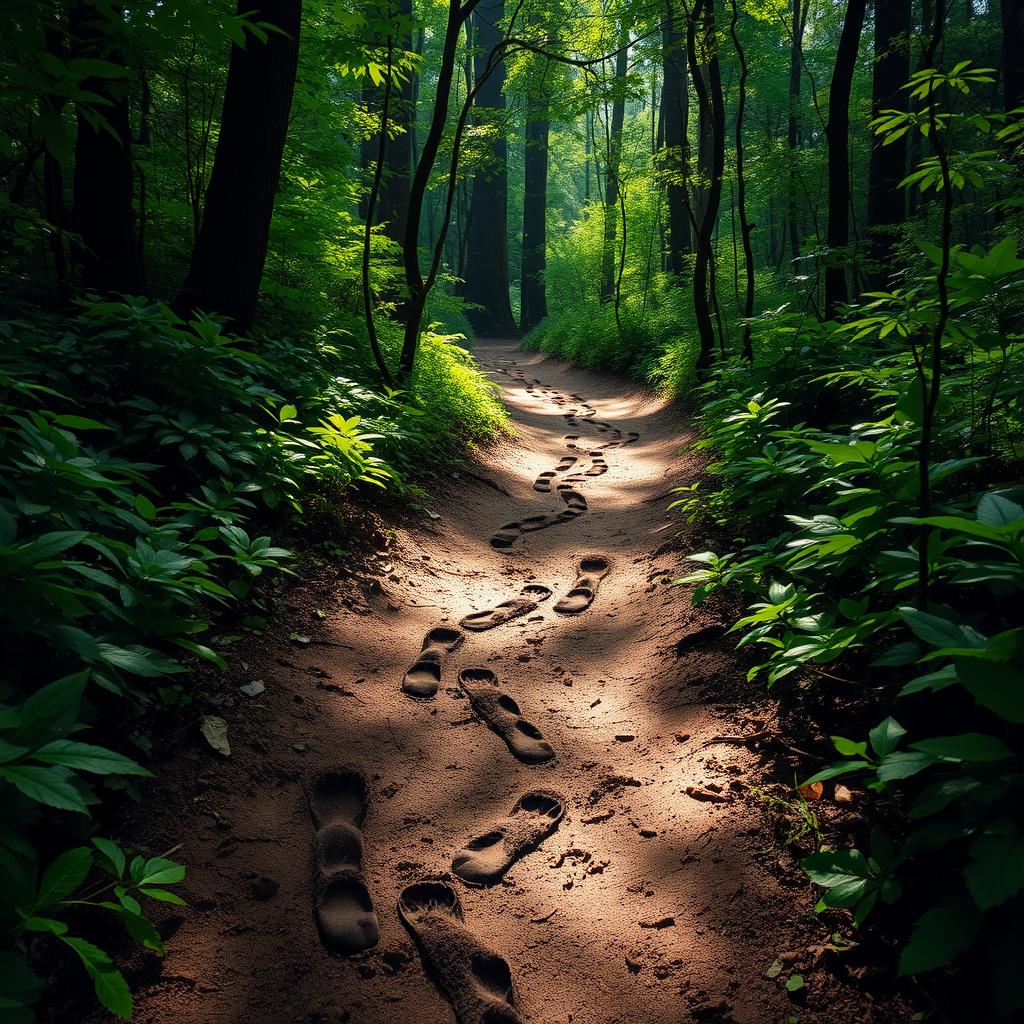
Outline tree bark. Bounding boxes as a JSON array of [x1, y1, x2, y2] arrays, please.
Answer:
[[600, 23, 629, 304], [177, 0, 301, 331], [729, 0, 754, 360], [1003, 0, 1024, 111], [662, 1, 691, 275], [688, 0, 725, 372], [786, 0, 805, 263], [824, 0, 867, 318], [461, 0, 518, 337], [380, 0, 414, 243], [866, 0, 910, 278], [69, 3, 142, 295], [520, 96, 549, 332]]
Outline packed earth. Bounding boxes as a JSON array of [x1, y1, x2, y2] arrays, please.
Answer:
[[92, 343, 911, 1024]]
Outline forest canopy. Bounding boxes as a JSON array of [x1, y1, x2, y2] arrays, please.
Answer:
[[1, 0, 1023, 1020]]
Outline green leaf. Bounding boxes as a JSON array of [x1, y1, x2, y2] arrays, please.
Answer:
[[899, 609, 966, 649], [138, 857, 186, 887], [909, 733, 1013, 762], [134, 494, 158, 521], [899, 895, 981, 975], [832, 736, 868, 757], [92, 838, 126, 878], [61, 937, 132, 1020], [0, 951, 43, 1021], [785, 974, 805, 993], [977, 493, 1024, 527], [876, 751, 938, 782], [12, 671, 88, 745], [0, 765, 89, 813], [868, 717, 906, 758], [51, 415, 114, 431], [118, 909, 164, 953], [34, 847, 92, 910], [965, 831, 1024, 910], [32, 740, 151, 776], [802, 848, 873, 886], [955, 658, 1024, 723], [138, 887, 187, 906], [278, 404, 297, 422], [800, 761, 874, 787]]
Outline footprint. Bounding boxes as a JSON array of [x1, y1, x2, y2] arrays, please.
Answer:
[[585, 453, 608, 476], [555, 455, 577, 473], [460, 585, 552, 631], [624, 430, 640, 444], [307, 769, 379, 954], [452, 791, 565, 884], [458, 668, 555, 764], [403, 626, 465, 698], [554, 556, 610, 615], [533, 471, 557, 494], [399, 880, 524, 1024]]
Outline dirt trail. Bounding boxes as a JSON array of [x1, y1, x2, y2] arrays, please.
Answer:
[[112, 341, 904, 1024]]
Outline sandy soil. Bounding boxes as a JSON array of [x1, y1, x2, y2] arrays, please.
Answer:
[[80, 341, 915, 1024]]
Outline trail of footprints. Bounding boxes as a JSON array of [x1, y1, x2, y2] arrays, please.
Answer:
[[308, 360, 640, 1023]]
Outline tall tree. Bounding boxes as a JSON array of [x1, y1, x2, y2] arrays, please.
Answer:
[[69, 3, 142, 294], [823, 0, 867, 317], [866, 0, 911, 278], [1003, 0, 1024, 111], [600, 23, 629, 303], [688, 0, 725, 371], [786, 0, 807, 264], [520, 94, 549, 332], [177, 0, 302, 331], [728, 0, 753, 359], [662, 1, 691, 275], [461, 0, 517, 336]]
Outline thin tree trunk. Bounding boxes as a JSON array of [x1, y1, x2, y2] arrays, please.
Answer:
[[866, 0, 911, 281], [177, 0, 301, 330], [379, 0, 414, 244], [823, 0, 867, 318], [729, 0, 754, 360], [601, 23, 629, 304], [70, 3, 142, 294], [787, 0, 804, 263], [520, 95, 549, 332]]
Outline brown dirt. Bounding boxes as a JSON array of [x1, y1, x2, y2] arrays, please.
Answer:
[[85, 340, 916, 1024]]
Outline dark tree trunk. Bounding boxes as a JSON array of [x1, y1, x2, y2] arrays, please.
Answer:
[[866, 0, 911, 278], [520, 96, 549, 333], [1004, 0, 1024, 111], [177, 0, 301, 331], [787, 0, 804, 263], [601, 24, 629, 304], [379, 0, 414, 243], [69, 4, 142, 295], [688, 0, 725, 371], [824, 0, 867, 317], [662, 3, 691, 275], [729, 0, 754, 360], [461, 0, 517, 337]]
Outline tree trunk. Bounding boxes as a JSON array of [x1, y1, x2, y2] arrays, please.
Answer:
[[688, 0, 725, 372], [461, 0, 517, 337], [787, 0, 804, 263], [69, 3, 142, 295], [520, 96, 549, 333], [1004, 0, 1024, 111], [824, 0, 867, 318], [380, 0, 414, 244], [601, 24, 629, 304], [177, 0, 301, 331], [662, 2, 691, 275], [729, 0, 754, 360], [866, 0, 910, 279]]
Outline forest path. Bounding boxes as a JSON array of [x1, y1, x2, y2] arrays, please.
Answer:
[[119, 340, 850, 1024]]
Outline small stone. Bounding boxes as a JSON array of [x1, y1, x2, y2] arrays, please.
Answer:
[[614, 734, 635, 743], [640, 829, 657, 838]]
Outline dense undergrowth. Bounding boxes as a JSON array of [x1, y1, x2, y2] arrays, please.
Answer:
[[0, 298, 504, 1020], [527, 70, 1024, 1017]]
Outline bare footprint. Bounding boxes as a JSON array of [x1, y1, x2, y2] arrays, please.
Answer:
[[458, 668, 555, 764], [585, 453, 608, 476], [555, 454, 577, 472], [460, 585, 552, 631], [533, 471, 557, 493], [307, 769, 379, 954], [452, 791, 565, 884], [554, 556, 610, 615], [399, 880, 524, 1024], [403, 626, 465, 698]]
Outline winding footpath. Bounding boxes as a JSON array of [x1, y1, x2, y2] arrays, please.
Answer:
[[112, 340, 905, 1024]]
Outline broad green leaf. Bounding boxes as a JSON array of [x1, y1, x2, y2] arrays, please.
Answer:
[[910, 733, 1013, 762], [61, 937, 132, 1019], [92, 838, 125, 878], [34, 847, 92, 910], [899, 895, 980, 975], [32, 740, 150, 777], [868, 717, 906, 758], [977, 493, 1024, 527], [965, 831, 1024, 910], [138, 857, 186, 887], [0, 765, 89, 814], [12, 671, 88, 745]]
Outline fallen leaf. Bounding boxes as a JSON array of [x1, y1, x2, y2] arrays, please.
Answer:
[[765, 959, 784, 979], [239, 680, 265, 697], [200, 716, 230, 756], [798, 781, 824, 802]]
